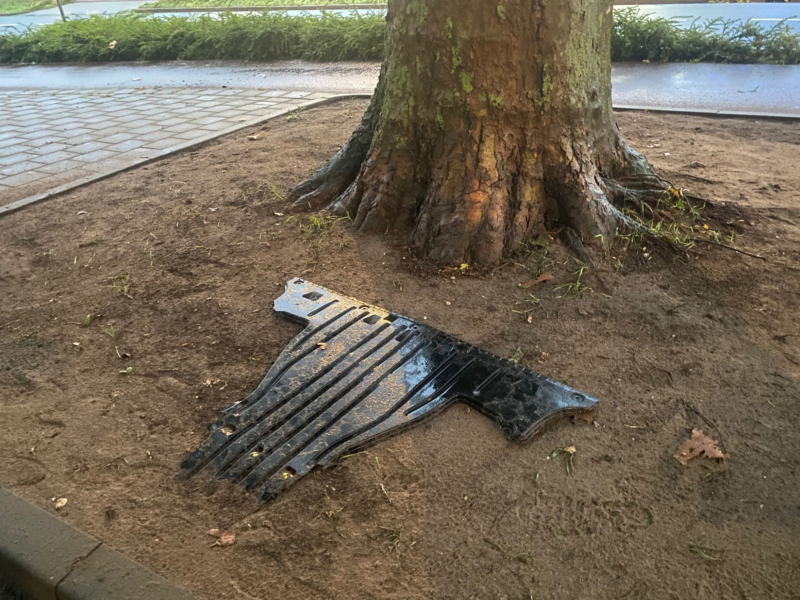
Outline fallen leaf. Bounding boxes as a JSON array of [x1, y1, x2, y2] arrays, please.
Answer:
[[674, 428, 729, 466], [212, 530, 236, 547], [54, 497, 68, 510], [247, 130, 265, 141], [317, 342, 328, 350], [521, 273, 554, 289], [108, 40, 117, 49], [273, 212, 284, 217], [208, 528, 221, 537], [538, 351, 549, 363]]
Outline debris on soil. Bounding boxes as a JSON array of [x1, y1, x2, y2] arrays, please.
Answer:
[[54, 497, 68, 510], [520, 273, 554, 288], [674, 428, 730, 465], [247, 131, 265, 141], [508, 347, 523, 364], [209, 529, 235, 547], [549, 445, 577, 475], [688, 543, 724, 562]]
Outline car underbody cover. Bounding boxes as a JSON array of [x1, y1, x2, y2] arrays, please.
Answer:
[[180, 278, 599, 501]]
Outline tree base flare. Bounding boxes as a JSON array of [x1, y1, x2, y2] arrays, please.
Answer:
[[286, 0, 686, 266]]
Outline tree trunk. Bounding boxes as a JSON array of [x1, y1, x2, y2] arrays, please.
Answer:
[[289, 0, 658, 265]]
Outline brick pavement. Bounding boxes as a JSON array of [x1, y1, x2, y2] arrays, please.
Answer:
[[0, 87, 336, 213]]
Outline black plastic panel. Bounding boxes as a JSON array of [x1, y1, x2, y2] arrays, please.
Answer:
[[180, 278, 599, 501]]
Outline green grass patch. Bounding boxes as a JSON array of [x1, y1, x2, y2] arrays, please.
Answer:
[[0, 0, 72, 16], [0, 8, 797, 65], [142, 0, 381, 8]]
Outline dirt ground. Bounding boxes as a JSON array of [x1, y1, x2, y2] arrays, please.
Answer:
[[1, 100, 799, 600]]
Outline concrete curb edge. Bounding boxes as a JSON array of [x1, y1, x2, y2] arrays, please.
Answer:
[[0, 487, 195, 600]]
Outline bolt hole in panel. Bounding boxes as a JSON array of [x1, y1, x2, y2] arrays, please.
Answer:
[[180, 278, 599, 502]]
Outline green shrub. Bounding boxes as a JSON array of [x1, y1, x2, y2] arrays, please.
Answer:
[[0, 8, 797, 65], [0, 11, 386, 63], [612, 7, 800, 65]]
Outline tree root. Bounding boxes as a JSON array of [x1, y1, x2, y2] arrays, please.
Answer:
[[286, 65, 386, 212]]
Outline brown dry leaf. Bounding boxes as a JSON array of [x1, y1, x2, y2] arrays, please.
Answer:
[[521, 273, 554, 289], [674, 428, 729, 466], [247, 130, 265, 141], [54, 497, 68, 510], [212, 530, 236, 547]]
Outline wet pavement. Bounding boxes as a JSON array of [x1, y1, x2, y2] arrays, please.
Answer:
[[0, 58, 797, 215], [0, 86, 334, 213], [1, 2, 798, 33], [2, 60, 799, 118]]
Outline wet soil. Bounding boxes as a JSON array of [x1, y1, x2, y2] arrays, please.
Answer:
[[1, 100, 799, 600]]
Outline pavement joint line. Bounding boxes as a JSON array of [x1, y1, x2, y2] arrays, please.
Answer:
[[0, 93, 371, 217], [0, 486, 196, 600]]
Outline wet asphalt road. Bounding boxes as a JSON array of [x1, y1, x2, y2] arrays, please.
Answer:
[[1, 60, 798, 118], [1, 2, 798, 33]]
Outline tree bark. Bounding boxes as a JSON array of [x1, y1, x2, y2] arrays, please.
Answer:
[[288, 0, 659, 265]]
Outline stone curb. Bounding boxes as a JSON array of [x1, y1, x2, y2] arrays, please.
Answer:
[[0, 487, 195, 600], [0, 93, 371, 218], [614, 104, 800, 121]]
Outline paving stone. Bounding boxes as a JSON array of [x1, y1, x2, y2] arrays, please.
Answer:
[[0, 152, 36, 167], [105, 140, 147, 153], [138, 130, 174, 143], [0, 144, 29, 158], [67, 141, 109, 154], [0, 170, 47, 186], [0, 161, 43, 177], [173, 129, 210, 141], [29, 150, 80, 165], [143, 138, 183, 151], [74, 149, 117, 163], [30, 142, 71, 156], [163, 123, 197, 134], [32, 159, 87, 175], [128, 124, 163, 135], [102, 132, 136, 144]]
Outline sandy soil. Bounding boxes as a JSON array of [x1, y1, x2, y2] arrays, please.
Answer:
[[1, 100, 799, 600]]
